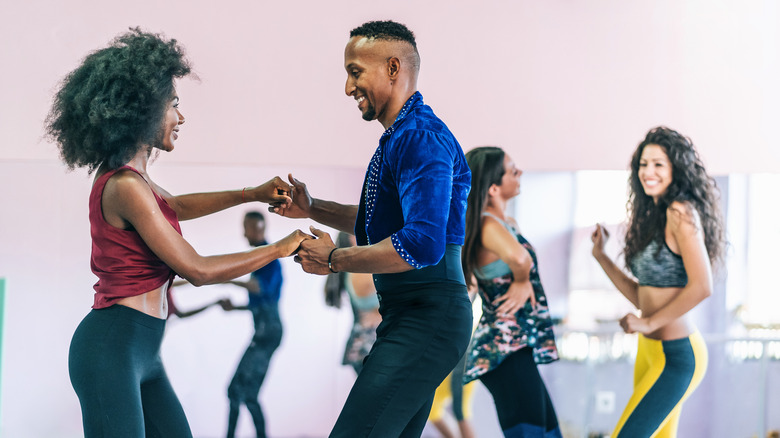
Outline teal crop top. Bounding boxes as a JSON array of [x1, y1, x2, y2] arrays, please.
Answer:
[[345, 273, 379, 311], [474, 212, 514, 281], [629, 238, 688, 288]]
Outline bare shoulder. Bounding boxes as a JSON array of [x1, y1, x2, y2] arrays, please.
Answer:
[[103, 168, 159, 216], [105, 168, 151, 195], [480, 214, 523, 258], [481, 214, 510, 236], [667, 201, 701, 233]]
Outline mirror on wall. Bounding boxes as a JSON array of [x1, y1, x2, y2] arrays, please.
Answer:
[[513, 171, 780, 347]]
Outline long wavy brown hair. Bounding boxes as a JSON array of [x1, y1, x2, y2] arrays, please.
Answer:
[[462, 146, 506, 284], [624, 127, 726, 267]]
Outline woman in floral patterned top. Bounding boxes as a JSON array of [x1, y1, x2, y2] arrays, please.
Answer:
[[462, 146, 561, 438]]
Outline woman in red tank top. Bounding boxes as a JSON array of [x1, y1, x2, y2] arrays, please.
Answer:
[[45, 28, 310, 438]]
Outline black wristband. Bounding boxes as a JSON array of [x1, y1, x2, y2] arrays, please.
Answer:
[[327, 248, 338, 273]]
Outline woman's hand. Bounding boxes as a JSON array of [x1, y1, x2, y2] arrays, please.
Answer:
[[294, 226, 336, 275], [591, 223, 610, 259], [274, 229, 313, 257], [619, 313, 652, 334], [270, 174, 312, 218], [493, 280, 536, 316], [251, 176, 293, 205]]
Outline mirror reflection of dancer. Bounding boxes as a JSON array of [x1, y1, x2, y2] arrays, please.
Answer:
[[324, 232, 380, 375], [221, 211, 284, 438], [461, 147, 562, 438], [272, 20, 473, 437], [591, 127, 725, 437], [46, 29, 309, 437]]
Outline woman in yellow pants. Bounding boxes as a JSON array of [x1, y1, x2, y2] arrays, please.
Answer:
[[591, 127, 726, 437], [428, 352, 477, 438]]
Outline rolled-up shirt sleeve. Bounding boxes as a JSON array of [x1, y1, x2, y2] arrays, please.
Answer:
[[387, 129, 454, 268]]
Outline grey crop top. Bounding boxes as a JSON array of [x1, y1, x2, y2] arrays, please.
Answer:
[[629, 238, 688, 288]]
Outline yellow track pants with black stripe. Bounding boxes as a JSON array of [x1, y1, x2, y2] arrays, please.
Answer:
[[612, 331, 707, 438]]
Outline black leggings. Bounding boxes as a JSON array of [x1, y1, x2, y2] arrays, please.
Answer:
[[227, 305, 283, 438], [479, 347, 560, 437], [329, 284, 473, 438], [69, 305, 191, 438]]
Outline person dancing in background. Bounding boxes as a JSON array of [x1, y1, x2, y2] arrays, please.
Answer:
[[427, 351, 477, 438], [272, 20, 473, 437], [324, 232, 380, 375], [591, 127, 725, 438], [46, 28, 309, 437], [166, 279, 228, 319], [461, 147, 562, 438], [220, 211, 285, 438]]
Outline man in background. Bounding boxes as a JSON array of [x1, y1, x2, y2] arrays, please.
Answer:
[[222, 211, 284, 438]]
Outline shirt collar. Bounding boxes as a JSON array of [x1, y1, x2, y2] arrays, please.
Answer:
[[380, 91, 423, 139]]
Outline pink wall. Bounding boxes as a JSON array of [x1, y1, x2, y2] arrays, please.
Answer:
[[3, 1, 780, 172], [2, 1, 780, 437]]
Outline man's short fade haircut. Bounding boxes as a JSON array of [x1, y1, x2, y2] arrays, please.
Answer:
[[245, 211, 265, 222], [350, 20, 417, 50]]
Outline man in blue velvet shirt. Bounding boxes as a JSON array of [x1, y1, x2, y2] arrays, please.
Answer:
[[271, 20, 472, 437]]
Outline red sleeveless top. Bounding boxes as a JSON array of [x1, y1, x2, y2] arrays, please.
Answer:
[[89, 166, 182, 309]]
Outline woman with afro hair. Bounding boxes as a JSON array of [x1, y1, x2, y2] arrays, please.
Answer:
[[46, 28, 309, 437], [591, 126, 726, 437]]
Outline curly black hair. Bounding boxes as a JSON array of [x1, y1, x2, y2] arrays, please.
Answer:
[[45, 28, 192, 174], [624, 126, 726, 266], [350, 20, 417, 49], [462, 146, 506, 284]]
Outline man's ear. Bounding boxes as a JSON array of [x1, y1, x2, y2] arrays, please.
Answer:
[[387, 57, 401, 80]]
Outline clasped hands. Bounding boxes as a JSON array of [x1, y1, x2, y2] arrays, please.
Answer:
[[288, 226, 337, 275], [264, 174, 337, 275]]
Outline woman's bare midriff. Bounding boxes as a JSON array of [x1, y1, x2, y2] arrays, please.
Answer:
[[638, 285, 695, 340], [117, 284, 169, 320]]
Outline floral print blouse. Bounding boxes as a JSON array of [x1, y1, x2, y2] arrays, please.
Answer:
[[463, 214, 558, 383]]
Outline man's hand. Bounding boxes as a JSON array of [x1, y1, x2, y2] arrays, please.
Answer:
[[294, 226, 336, 275], [270, 174, 313, 218], [219, 298, 235, 311]]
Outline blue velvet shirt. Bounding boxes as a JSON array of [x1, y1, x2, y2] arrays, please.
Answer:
[[248, 240, 283, 308], [355, 92, 471, 269]]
